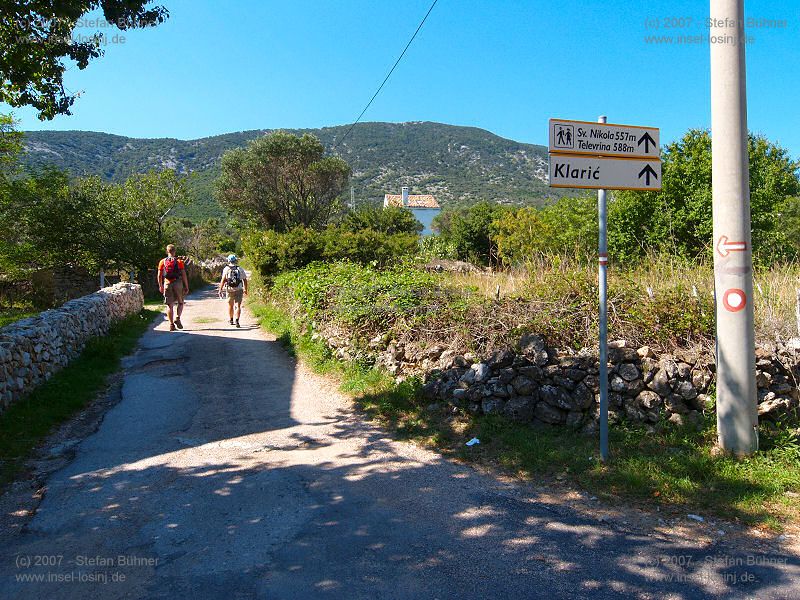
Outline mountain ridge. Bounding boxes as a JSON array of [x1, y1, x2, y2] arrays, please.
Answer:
[[20, 121, 562, 220]]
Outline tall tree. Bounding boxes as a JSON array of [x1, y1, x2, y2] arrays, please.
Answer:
[[434, 201, 508, 266], [215, 132, 351, 231], [0, 114, 23, 262], [609, 130, 800, 263], [117, 169, 188, 267], [0, 1, 168, 119], [0, 114, 23, 170], [0, 169, 189, 276], [772, 196, 800, 260]]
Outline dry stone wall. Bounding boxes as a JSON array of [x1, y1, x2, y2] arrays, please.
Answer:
[[0, 283, 144, 413], [319, 326, 800, 430]]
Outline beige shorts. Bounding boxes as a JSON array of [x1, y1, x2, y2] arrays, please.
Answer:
[[164, 279, 185, 305], [227, 288, 244, 306]]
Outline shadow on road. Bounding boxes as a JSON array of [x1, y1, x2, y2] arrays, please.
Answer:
[[1, 286, 798, 599], [4, 411, 798, 598]]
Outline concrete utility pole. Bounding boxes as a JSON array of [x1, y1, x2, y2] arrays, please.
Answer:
[[710, 0, 758, 455]]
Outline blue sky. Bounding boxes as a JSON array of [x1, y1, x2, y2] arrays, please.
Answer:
[[6, 0, 799, 155]]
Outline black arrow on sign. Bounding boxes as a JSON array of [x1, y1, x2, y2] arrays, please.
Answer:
[[638, 164, 658, 186], [638, 131, 656, 154]]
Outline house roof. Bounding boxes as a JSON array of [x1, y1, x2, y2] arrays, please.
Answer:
[[383, 194, 440, 209]]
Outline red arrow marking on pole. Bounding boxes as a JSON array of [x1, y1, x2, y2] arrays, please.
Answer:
[[716, 235, 747, 257]]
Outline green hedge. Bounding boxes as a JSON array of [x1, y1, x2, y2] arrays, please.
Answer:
[[242, 225, 419, 279], [269, 259, 717, 353], [273, 262, 448, 329]]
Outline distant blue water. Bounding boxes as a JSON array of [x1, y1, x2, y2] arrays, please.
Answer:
[[410, 208, 441, 236]]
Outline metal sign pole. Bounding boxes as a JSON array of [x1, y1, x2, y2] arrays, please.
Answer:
[[710, 0, 758, 454], [597, 115, 609, 463]]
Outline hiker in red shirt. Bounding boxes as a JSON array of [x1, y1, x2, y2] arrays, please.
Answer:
[[157, 244, 190, 331]]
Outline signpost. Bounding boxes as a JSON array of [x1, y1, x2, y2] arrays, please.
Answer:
[[548, 116, 661, 462]]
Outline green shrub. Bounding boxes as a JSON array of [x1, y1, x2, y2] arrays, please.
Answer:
[[272, 261, 448, 329], [242, 227, 324, 278], [435, 201, 509, 265], [418, 235, 458, 261], [619, 284, 715, 345], [243, 225, 419, 278], [322, 226, 419, 266], [274, 262, 373, 313], [341, 206, 423, 235], [517, 263, 716, 348], [268, 255, 721, 360], [218, 238, 237, 253], [493, 197, 597, 266]]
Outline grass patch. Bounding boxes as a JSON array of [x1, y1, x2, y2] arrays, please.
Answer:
[[0, 309, 159, 490], [464, 414, 800, 529], [192, 316, 218, 324], [253, 297, 800, 530], [144, 298, 165, 314], [0, 307, 38, 329]]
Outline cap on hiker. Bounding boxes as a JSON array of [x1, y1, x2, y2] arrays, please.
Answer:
[[228, 254, 238, 263]]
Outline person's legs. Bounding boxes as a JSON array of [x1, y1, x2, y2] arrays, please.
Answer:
[[164, 286, 175, 330], [234, 289, 244, 326], [173, 281, 185, 328], [227, 293, 235, 324]]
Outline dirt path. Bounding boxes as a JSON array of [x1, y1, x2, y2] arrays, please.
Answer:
[[1, 287, 798, 599]]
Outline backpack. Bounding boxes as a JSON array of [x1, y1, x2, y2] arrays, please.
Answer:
[[227, 266, 241, 289], [163, 257, 180, 281]]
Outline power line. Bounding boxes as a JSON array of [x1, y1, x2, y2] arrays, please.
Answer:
[[333, 0, 439, 150]]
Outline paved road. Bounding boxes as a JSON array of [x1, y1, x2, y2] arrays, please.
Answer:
[[1, 288, 798, 599]]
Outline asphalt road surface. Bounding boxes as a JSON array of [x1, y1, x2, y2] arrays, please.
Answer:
[[1, 288, 798, 599]]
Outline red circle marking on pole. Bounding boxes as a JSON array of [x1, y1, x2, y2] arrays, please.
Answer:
[[722, 288, 746, 312]]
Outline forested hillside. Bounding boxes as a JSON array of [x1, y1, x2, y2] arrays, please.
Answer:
[[20, 122, 559, 220]]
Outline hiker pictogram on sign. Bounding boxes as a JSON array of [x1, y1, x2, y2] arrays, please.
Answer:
[[553, 124, 574, 150]]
